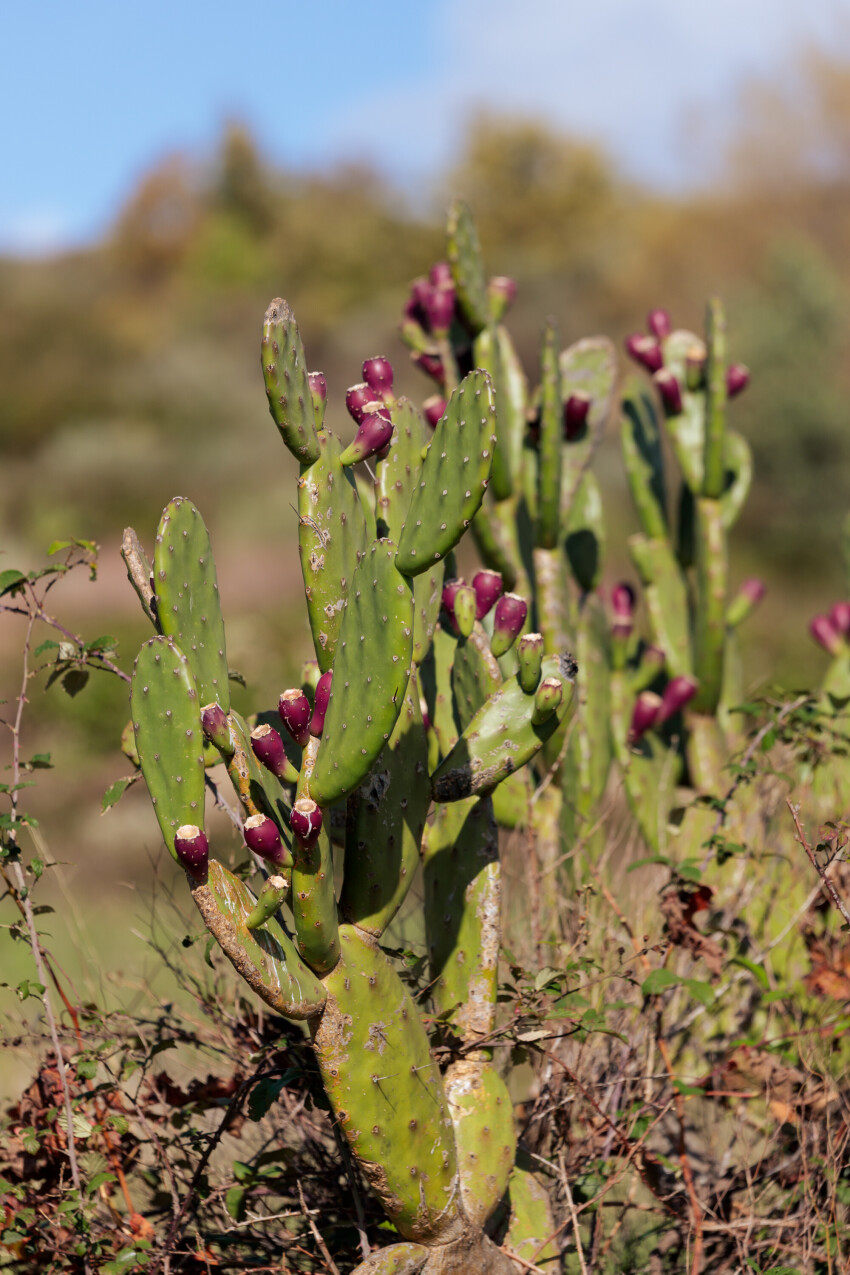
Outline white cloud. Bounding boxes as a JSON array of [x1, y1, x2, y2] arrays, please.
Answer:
[[323, 0, 850, 189], [0, 206, 72, 256]]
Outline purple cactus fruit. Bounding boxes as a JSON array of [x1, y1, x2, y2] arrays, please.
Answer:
[[629, 691, 662, 743], [563, 392, 591, 440], [429, 261, 453, 288], [810, 614, 843, 656], [488, 275, 517, 321], [279, 688, 312, 747], [647, 309, 672, 340], [244, 813, 285, 865], [362, 355, 394, 400], [423, 395, 447, 429], [829, 601, 850, 637], [412, 351, 445, 386], [423, 279, 456, 335], [251, 723, 289, 780], [340, 405, 394, 466], [310, 670, 333, 737], [531, 676, 564, 726], [345, 381, 382, 425], [471, 569, 504, 620], [625, 334, 664, 374], [291, 797, 323, 850], [441, 578, 466, 636], [726, 577, 767, 628], [490, 593, 528, 658], [420, 697, 433, 733], [308, 370, 327, 404], [656, 675, 699, 724], [653, 368, 683, 416], [685, 346, 706, 391], [611, 582, 636, 621], [726, 363, 750, 398], [174, 824, 209, 880], [409, 276, 432, 326], [201, 702, 231, 754]]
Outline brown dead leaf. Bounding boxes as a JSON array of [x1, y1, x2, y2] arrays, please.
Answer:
[[660, 885, 724, 977]]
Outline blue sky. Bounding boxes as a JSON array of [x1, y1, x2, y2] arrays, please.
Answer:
[[1, 0, 848, 254]]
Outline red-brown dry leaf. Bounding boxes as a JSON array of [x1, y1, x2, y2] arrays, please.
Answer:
[[660, 884, 724, 977]]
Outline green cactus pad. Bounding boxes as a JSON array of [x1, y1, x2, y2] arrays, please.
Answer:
[[621, 382, 667, 540], [431, 654, 577, 803], [563, 470, 605, 594], [444, 1060, 516, 1229], [262, 298, 321, 464], [702, 296, 727, 499], [376, 398, 428, 540], [298, 430, 369, 672], [447, 198, 489, 334], [474, 324, 515, 502], [492, 769, 532, 829], [420, 623, 460, 760], [721, 430, 752, 529], [291, 820, 340, 974], [692, 496, 727, 715], [559, 335, 617, 508], [340, 672, 430, 937], [192, 859, 325, 1019], [350, 1244, 427, 1274], [310, 540, 414, 808], [375, 398, 444, 663], [423, 797, 500, 1040], [131, 636, 205, 862], [561, 594, 612, 848], [395, 371, 496, 577], [153, 498, 230, 713], [451, 627, 502, 733], [536, 319, 563, 551], [312, 925, 460, 1242], [628, 534, 693, 679], [502, 1162, 559, 1270], [532, 546, 571, 657]]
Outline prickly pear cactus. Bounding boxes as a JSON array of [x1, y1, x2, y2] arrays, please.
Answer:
[[123, 266, 584, 1272]]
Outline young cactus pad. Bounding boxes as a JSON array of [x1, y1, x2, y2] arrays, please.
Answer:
[[153, 498, 230, 713], [131, 636, 205, 862], [431, 652, 577, 801]]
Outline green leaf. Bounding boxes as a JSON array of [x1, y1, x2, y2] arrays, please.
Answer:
[[627, 855, 670, 873], [683, 978, 714, 1007], [731, 955, 770, 991], [61, 669, 89, 697], [231, 1160, 253, 1183], [0, 570, 26, 597], [676, 859, 703, 882], [225, 1185, 246, 1221], [641, 968, 679, 997], [672, 1079, 704, 1096], [102, 775, 140, 813], [76, 1056, 98, 1080], [27, 753, 53, 769], [34, 640, 59, 657], [30, 857, 43, 880], [84, 635, 118, 653], [47, 540, 73, 556], [534, 966, 562, 992], [86, 1171, 116, 1195], [248, 1075, 287, 1121]]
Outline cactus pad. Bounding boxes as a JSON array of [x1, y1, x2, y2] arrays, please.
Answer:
[[312, 925, 460, 1242], [310, 540, 414, 807], [153, 498, 230, 713], [131, 636, 205, 862], [262, 298, 321, 464], [192, 860, 326, 1019], [341, 672, 430, 936], [431, 653, 577, 802], [395, 371, 496, 577], [447, 198, 489, 333], [298, 430, 369, 672], [443, 1060, 516, 1228]]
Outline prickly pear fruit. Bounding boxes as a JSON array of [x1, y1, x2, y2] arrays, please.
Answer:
[[471, 569, 503, 620], [340, 405, 395, 467], [490, 593, 527, 658], [174, 825, 209, 882], [531, 675, 563, 725], [245, 874, 288, 930], [290, 797, 322, 850], [362, 355, 394, 400], [279, 688, 311, 747], [250, 724, 298, 783], [244, 813, 288, 867], [310, 671, 333, 738], [517, 632, 544, 694]]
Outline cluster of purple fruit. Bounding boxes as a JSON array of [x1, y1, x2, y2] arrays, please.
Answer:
[[625, 308, 750, 416], [809, 601, 850, 656]]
